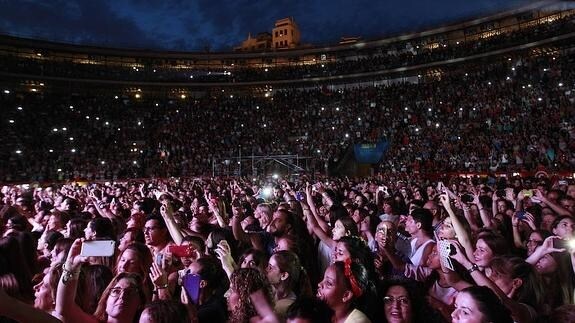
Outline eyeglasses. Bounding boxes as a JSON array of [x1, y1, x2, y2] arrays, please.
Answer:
[[383, 296, 410, 305], [109, 287, 139, 298]]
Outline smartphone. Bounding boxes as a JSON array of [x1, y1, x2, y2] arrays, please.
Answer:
[[295, 191, 304, 201], [437, 240, 455, 271], [523, 190, 533, 198], [516, 211, 527, 221], [460, 194, 474, 204], [553, 239, 568, 250], [182, 273, 201, 304], [80, 240, 115, 257], [169, 245, 193, 258], [154, 253, 173, 267]]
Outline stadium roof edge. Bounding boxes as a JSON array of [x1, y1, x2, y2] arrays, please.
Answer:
[[0, 0, 566, 60]]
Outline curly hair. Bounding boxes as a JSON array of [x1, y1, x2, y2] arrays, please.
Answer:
[[228, 268, 274, 323], [337, 236, 376, 280]]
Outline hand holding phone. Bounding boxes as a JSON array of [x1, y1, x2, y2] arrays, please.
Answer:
[[169, 245, 194, 258], [80, 240, 115, 257], [437, 240, 455, 271]]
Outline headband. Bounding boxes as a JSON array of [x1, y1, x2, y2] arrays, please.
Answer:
[[343, 258, 363, 297]]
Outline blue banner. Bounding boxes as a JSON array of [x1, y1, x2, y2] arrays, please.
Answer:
[[354, 138, 389, 164]]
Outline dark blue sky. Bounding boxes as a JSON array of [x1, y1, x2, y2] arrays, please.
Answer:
[[0, 0, 533, 51]]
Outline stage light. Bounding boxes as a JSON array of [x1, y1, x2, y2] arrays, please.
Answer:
[[69, 137, 74, 141], [53, 128, 58, 132], [9, 120, 14, 123], [3, 90, 9, 94], [17, 107, 22, 111], [71, 149, 76, 153], [49, 149, 53, 153], [15, 150, 21, 154]]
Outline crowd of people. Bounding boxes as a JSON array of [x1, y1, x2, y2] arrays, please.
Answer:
[[0, 14, 572, 83], [1, 173, 575, 323], [1, 50, 574, 182]]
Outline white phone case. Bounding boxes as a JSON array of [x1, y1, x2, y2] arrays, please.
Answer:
[[80, 240, 116, 257]]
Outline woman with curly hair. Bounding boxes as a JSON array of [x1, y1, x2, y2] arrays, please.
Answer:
[[332, 236, 377, 281], [227, 268, 274, 323]]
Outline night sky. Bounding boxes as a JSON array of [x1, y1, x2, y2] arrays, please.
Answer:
[[0, 0, 533, 52]]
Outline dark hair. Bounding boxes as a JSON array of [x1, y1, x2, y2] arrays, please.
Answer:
[[142, 300, 191, 323], [89, 217, 115, 239], [286, 297, 333, 323], [145, 214, 168, 230], [0, 236, 33, 302], [489, 256, 544, 311], [229, 268, 274, 323], [239, 248, 269, 274], [7, 214, 28, 231], [332, 261, 380, 322], [552, 215, 574, 231], [328, 204, 350, 227], [182, 235, 205, 253], [81, 264, 114, 314], [336, 216, 359, 237], [380, 279, 435, 323], [476, 231, 510, 257], [271, 250, 312, 298], [44, 230, 64, 251], [409, 208, 433, 234], [337, 236, 376, 280], [459, 286, 513, 323], [195, 257, 229, 297], [548, 304, 575, 323], [67, 218, 88, 240]]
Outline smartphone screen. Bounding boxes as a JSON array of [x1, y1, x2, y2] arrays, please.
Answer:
[[182, 273, 201, 304], [80, 240, 115, 257], [169, 245, 193, 258], [437, 240, 455, 271]]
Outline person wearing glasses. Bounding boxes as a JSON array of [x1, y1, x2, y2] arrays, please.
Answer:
[[56, 238, 147, 323], [380, 279, 439, 323], [143, 215, 173, 259]]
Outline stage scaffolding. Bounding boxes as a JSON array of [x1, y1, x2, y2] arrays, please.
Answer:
[[212, 154, 314, 177]]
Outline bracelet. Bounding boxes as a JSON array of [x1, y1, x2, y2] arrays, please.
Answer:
[[63, 261, 81, 274], [61, 265, 81, 284], [154, 283, 168, 290], [467, 264, 479, 274]]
